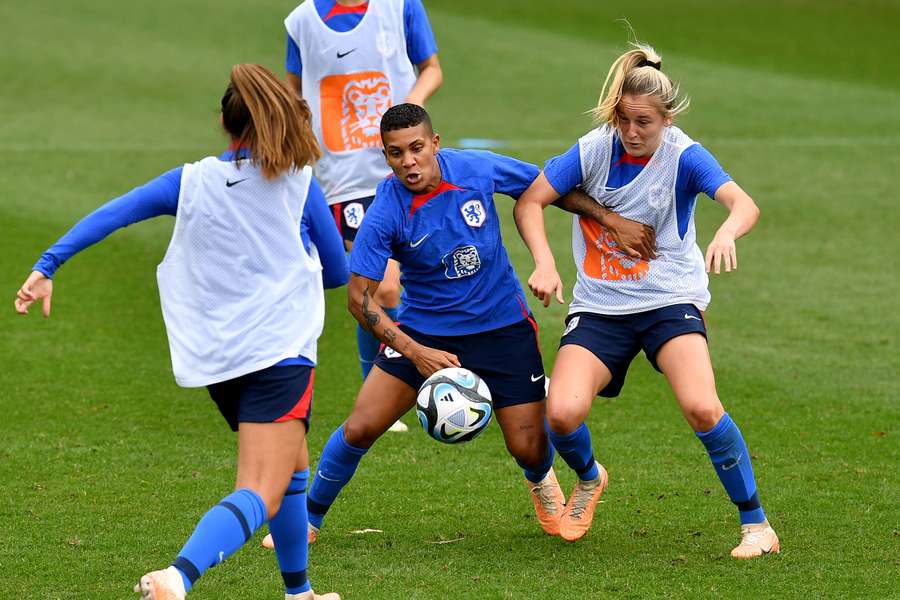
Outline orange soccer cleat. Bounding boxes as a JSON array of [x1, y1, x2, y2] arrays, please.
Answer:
[[525, 467, 566, 536], [558, 463, 608, 542]]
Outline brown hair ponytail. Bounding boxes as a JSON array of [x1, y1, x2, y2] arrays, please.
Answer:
[[221, 64, 321, 179]]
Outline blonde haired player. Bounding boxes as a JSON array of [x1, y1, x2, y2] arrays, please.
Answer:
[[513, 42, 780, 557]]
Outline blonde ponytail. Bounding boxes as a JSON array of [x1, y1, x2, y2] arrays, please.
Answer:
[[221, 64, 321, 180], [592, 43, 689, 125]]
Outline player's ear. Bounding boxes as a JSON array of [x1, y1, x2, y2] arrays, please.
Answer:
[[432, 133, 440, 153]]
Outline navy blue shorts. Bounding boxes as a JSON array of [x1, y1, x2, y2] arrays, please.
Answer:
[[559, 304, 707, 398], [331, 195, 374, 244], [374, 318, 546, 409], [207, 364, 314, 432]]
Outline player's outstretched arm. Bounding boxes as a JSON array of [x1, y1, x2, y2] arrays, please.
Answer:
[[14, 271, 53, 317], [705, 181, 761, 274], [513, 172, 565, 307], [553, 188, 657, 260], [347, 274, 459, 376]]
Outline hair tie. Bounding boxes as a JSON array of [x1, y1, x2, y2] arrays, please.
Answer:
[[637, 59, 661, 70]]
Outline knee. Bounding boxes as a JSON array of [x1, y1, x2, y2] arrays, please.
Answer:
[[545, 402, 585, 435], [685, 402, 724, 433], [505, 432, 547, 466], [342, 418, 378, 449], [373, 281, 401, 309]]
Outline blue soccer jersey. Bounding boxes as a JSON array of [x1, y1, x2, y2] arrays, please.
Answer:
[[350, 148, 539, 336]]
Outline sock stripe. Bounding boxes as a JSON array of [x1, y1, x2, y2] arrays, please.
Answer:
[[282, 569, 309, 589], [219, 501, 252, 542], [284, 487, 307, 496], [574, 454, 596, 477], [172, 556, 201, 585], [735, 491, 761, 512], [307, 497, 329, 516]]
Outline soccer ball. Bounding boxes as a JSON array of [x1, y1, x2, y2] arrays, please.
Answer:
[[416, 367, 492, 444]]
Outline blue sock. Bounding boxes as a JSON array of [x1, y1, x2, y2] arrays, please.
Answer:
[[357, 306, 398, 378], [546, 422, 599, 481], [696, 412, 767, 525], [172, 488, 267, 592], [517, 443, 556, 484], [269, 470, 311, 595], [307, 425, 368, 529]]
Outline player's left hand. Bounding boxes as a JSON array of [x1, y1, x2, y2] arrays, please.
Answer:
[[15, 271, 53, 317], [705, 230, 737, 274], [528, 265, 564, 307]]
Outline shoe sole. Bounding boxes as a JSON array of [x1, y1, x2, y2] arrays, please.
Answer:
[[559, 465, 608, 542]]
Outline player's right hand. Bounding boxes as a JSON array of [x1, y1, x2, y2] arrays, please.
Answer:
[[410, 344, 461, 377], [604, 212, 656, 260], [15, 271, 53, 317], [527, 265, 564, 307]]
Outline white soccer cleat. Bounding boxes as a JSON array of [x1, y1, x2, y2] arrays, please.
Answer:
[[388, 419, 408, 432], [285, 590, 341, 600], [731, 521, 781, 558], [133, 566, 185, 600]]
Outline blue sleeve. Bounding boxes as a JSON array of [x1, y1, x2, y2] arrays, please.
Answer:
[[33, 167, 182, 278], [677, 144, 732, 200], [470, 151, 539, 199], [349, 181, 399, 281], [403, 0, 438, 65], [302, 177, 349, 289], [285, 33, 302, 76], [542, 143, 583, 197]]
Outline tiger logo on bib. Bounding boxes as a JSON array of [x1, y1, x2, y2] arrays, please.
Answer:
[[579, 217, 649, 282], [321, 71, 392, 152]]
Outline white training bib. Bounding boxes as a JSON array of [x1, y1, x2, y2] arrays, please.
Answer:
[[286, 0, 417, 204], [570, 124, 711, 316], [157, 158, 325, 387]]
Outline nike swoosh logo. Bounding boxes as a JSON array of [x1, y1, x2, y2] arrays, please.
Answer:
[[410, 234, 430, 248], [530, 374, 544, 382], [684, 314, 701, 321], [721, 452, 743, 471], [226, 177, 249, 187], [336, 48, 356, 59]]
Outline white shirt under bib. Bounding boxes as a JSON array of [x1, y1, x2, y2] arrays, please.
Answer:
[[286, 0, 417, 204], [570, 124, 711, 316], [157, 158, 325, 388]]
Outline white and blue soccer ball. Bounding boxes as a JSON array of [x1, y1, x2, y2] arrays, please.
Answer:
[[416, 367, 492, 444]]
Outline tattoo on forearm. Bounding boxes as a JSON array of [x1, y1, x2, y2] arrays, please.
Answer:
[[361, 288, 380, 330], [384, 328, 397, 343]]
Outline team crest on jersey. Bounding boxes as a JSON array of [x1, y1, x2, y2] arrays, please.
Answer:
[[647, 185, 669, 210], [383, 346, 402, 359], [343, 202, 365, 229], [460, 199, 486, 227], [563, 316, 580, 336], [320, 71, 392, 152], [579, 217, 649, 282], [442, 245, 481, 279]]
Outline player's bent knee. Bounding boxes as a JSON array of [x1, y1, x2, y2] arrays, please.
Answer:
[[685, 404, 724, 433], [546, 404, 585, 435], [342, 418, 379, 449]]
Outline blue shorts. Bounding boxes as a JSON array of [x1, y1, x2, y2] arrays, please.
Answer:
[[374, 318, 546, 409], [332, 195, 374, 244], [207, 364, 314, 432], [559, 304, 707, 398]]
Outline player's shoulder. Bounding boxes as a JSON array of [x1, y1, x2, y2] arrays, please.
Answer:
[[285, 0, 313, 24]]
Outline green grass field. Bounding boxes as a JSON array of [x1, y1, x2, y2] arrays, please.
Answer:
[[2, 1, 899, 598]]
